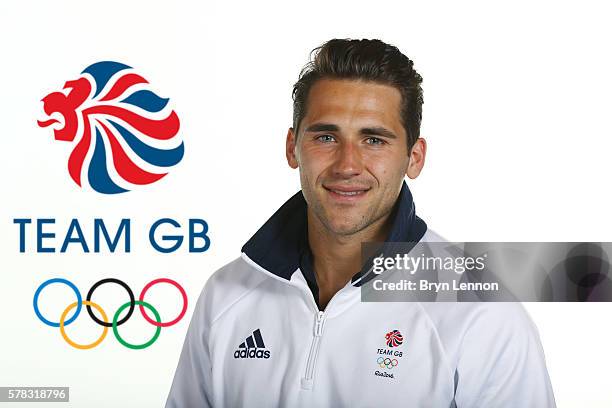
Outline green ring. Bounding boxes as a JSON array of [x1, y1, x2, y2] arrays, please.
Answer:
[[112, 300, 161, 349]]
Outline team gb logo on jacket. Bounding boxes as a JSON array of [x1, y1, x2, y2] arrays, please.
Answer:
[[38, 61, 184, 194], [385, 329, 403, 347]]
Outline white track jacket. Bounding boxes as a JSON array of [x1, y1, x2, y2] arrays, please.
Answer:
[[166, 185, 556, 407]]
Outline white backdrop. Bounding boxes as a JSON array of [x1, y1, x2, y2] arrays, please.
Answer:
[[1, 0, 611, 407]]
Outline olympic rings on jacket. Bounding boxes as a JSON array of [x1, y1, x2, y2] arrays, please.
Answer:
[[377, 357, 399, 369], [33, 277, 187, 349]]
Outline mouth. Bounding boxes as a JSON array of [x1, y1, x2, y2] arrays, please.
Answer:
[[323, 184, 371, 201]]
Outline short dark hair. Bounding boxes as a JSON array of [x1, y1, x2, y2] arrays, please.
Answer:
[[292, 38, 424, 149]]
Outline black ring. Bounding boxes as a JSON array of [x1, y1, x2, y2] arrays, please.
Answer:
[[86, 278, 135, 327]]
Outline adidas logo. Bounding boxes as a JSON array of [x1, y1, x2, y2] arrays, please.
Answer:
[[233, 329, 271, 359]]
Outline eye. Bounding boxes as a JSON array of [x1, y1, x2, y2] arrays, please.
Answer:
[[365, 137, 385, 145], [316, 134, 336, 143]]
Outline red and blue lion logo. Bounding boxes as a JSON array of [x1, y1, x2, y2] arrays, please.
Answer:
[[38, 61, 183, 194]]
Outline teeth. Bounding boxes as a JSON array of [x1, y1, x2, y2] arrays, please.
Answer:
[[332, 190, 363, 196]]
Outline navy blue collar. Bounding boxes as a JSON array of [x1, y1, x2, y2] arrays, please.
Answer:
[[242, 181, 427, 292]]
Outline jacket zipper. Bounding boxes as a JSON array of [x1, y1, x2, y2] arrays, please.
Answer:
[[301, 310, 325, 390]]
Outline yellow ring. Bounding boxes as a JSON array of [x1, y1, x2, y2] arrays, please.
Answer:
[[59, 301, 108, 349]]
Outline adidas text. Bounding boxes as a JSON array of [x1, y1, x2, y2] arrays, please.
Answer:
[[234, 349, 271, 359]]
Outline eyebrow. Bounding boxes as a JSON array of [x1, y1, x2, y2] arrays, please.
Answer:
[[304, 123, 398, 139], [360, 127, 397, 139], [304, 123, 340, 133]]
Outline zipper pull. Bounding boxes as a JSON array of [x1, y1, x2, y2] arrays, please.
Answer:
[[314, 311, 325, 337]]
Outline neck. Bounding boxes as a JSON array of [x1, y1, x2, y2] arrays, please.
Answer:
[[307, 209, 392, 309]]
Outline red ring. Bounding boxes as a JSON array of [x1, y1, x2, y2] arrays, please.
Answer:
[[138, 278, 187, 327]]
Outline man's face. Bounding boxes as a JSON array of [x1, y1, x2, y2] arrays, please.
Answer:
[[286, 78, 424, 237]]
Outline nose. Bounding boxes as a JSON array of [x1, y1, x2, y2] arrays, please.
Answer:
[[332, 141, 363, 178]]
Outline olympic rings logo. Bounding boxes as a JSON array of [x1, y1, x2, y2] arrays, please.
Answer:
[[377, 357, 399, 369], [33, 277, 187, 350]]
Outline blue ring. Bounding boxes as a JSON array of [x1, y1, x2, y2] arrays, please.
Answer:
[[33, 278, 82, 327]]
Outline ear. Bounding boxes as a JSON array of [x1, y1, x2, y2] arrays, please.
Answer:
[[406, 138, 426, 179], [286, 127, 299, 169]]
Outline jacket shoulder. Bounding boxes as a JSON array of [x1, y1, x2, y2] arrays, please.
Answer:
[[421, 228, 447, 242], [418, 301, 542, 369], [197, 256, 271, 327]]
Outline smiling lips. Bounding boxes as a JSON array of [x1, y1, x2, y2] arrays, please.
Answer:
[[324, 184, 370, 201]]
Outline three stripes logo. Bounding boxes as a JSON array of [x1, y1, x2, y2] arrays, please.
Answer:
[[233, 329, 270, 359]]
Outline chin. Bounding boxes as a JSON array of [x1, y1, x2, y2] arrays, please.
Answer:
[[326, 219, 368, 236]]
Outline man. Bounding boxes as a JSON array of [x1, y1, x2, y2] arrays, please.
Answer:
[[166, 39, 556, 407]]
